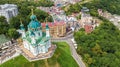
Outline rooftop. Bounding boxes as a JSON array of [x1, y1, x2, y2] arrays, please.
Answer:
[[0, 34, 10, 45], [41, 21, 65, 27], [81, 7, 89, 12], [24, 32, 49, 47], [0, 4, 17, 10]]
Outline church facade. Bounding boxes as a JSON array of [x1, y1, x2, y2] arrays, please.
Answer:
[[20, 13, 51, 56]]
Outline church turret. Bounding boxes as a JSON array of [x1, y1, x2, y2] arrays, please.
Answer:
[[20, 20, 26, 38], [38, 27, 42, 37], [46, 24, 50, 37]]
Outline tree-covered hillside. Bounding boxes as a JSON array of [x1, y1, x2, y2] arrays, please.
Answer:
[[83, 0, 120, 16], [91, 0, 120, 15], [74, 19, 120, 67], [64, 0, 120, 16]]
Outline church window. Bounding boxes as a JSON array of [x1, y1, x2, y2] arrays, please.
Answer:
[[38, 32, 41, 36]]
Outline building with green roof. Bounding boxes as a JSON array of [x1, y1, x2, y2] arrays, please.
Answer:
[[20, 12, 51, 56]]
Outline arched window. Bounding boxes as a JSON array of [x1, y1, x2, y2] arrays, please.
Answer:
[[38, 32, 41, 36]]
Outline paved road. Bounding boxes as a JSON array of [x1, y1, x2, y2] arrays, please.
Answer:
[[51, 34, 86, 67]]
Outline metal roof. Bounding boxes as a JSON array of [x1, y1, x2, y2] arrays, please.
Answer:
[[0, 34, 10, 45]]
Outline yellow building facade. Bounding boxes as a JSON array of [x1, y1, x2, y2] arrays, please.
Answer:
[[42, 21, 66, 38]]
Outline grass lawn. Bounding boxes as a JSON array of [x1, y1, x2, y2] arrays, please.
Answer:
[[0, 42, 79, 67]]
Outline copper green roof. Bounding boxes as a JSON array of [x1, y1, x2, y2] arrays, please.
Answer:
[[23, 32, 50, 47], [28, 14, 41, 29], [28, 20, 41, 29], [22, 14, 50, 47], [0, 34, 10, 44], [30, 15, 37, 20]]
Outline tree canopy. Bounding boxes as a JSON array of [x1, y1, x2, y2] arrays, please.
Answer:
[[64, 0, 120, 16], [74, 19, 120, 67]]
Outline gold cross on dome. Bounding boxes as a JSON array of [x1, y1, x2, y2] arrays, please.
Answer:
[[31, 8, 34, 15]]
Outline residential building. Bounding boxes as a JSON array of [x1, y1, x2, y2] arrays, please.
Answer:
[[81, 7, 99, 33], [52, 0, 81, 5], [0, 4, 18, 22], [42, 21, 66, 38]]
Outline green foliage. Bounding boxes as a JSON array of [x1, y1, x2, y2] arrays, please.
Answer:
[[64, 3, 82, 15], [0, 0, 54, 7], [93, 0, 120, 15], [9, 16, 20, 29], [0, 42, 78, 67], [64, 0, 120, 16], [0, 22, 9, 35], [74, 20, 120, 67], [0, 16, 6, 22], [76, 14, 81, 19], [34, 9, 53, 22], [7, 28, 20, 39], [36, 0, 54, 7]]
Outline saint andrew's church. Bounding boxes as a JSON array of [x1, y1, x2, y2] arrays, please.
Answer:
[[20, 10, 51, 56]]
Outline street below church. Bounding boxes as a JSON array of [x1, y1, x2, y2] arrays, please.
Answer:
[[51, 33, 86, 67]]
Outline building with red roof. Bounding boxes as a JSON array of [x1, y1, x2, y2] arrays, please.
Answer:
[[84, 25, 93, 34]]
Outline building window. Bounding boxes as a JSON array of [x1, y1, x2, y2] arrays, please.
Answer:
[[8, 10, 13, 18]]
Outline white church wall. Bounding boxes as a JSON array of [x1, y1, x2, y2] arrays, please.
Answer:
[[46, 29, 50, 37], [23, 41, 29, 50], [45, 45, 48, 52], [31, 37, 36, 44], [48, 40, 51, 48], [30, 45, 34, 54], [38, 45, 42, 54], [33, 46, 38, 56], [41, 46, 46, 53], [22, 31, 26, 38]]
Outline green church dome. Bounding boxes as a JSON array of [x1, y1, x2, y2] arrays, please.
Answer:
[[28, 20, 41, 29], [28, 14, 41, 29], [30, 15, 37, 20]]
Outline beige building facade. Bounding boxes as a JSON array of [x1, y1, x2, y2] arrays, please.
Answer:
[[42, 21, 66, 38]]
